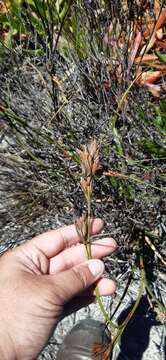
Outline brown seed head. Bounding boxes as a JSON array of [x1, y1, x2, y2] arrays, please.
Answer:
[[75, 213, 88, 242], [77, 139, 100, 179]]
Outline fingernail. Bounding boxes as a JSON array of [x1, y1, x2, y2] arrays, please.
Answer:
[[88, 260, 104, 277]]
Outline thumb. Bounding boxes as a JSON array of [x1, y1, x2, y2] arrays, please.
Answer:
[[52, 260, 104, 304]]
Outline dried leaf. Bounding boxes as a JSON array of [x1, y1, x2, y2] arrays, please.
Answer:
[[93, 343, 112, 360], [146, 7, 166, 52], [146, 83, 161, 97], [135, 54, 158, 64], [137, 70, 165, 85], [154, 0, 161, 18], [155, 6, 166, 29], [146, 63, 166, 70], [155, 40, 166, 50], [156, 28, 163, 40], [52, 75, 64, 91], [128, 31, 142, 70], [135, 54, 166, 70], [103, 171, 128, 179]]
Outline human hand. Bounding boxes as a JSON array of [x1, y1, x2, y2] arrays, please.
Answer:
[[0, 219, 117, 359]]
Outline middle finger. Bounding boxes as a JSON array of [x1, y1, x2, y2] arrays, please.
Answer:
[[49, 237, 117, 274]]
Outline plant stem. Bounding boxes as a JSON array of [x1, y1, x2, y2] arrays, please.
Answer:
[[145, 280, 166, 312], [86, 193, 117, 329], [112, 255, 145, 347], [110, 263, 136, 322], [95, 287, 117, 329], [87, 196, 92, 259], [111, 73, 141, 156]]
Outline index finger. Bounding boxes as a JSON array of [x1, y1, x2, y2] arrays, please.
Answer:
[[30, 218, 104, 258]]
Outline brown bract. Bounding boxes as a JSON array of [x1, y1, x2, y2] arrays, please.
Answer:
[[77, 139, 100, 179], [75, 213, 88, 243], [77, 140, 100, 197]]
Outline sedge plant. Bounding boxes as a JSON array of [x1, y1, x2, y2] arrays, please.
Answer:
[[76, 139, 166, 359]]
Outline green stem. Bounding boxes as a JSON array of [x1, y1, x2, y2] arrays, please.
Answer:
[[110, 263, 136, 322], [87, 196, 92, 259], [129, 175, 166, 193], [95, 287, 117, 329], [112, 255, 145, 347], [85, 192, 117, 329], [111, 73, 141, 156], [145, 281, 165, 312]]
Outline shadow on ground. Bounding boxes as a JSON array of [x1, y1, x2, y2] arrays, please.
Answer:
[[115, 296, 165, 360]]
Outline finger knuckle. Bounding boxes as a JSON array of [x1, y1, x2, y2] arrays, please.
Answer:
[[72, 267, 87, 289]]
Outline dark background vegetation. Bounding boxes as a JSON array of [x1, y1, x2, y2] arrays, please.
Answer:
[[0, 0, 166, 358]]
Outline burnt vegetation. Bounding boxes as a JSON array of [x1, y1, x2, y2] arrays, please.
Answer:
[[0, 0, 166, 358]]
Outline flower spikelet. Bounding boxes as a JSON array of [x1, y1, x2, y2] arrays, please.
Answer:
[[77, 139, 99, 197], [77, 139, 99, 178], [75, 213, 88, 243]]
